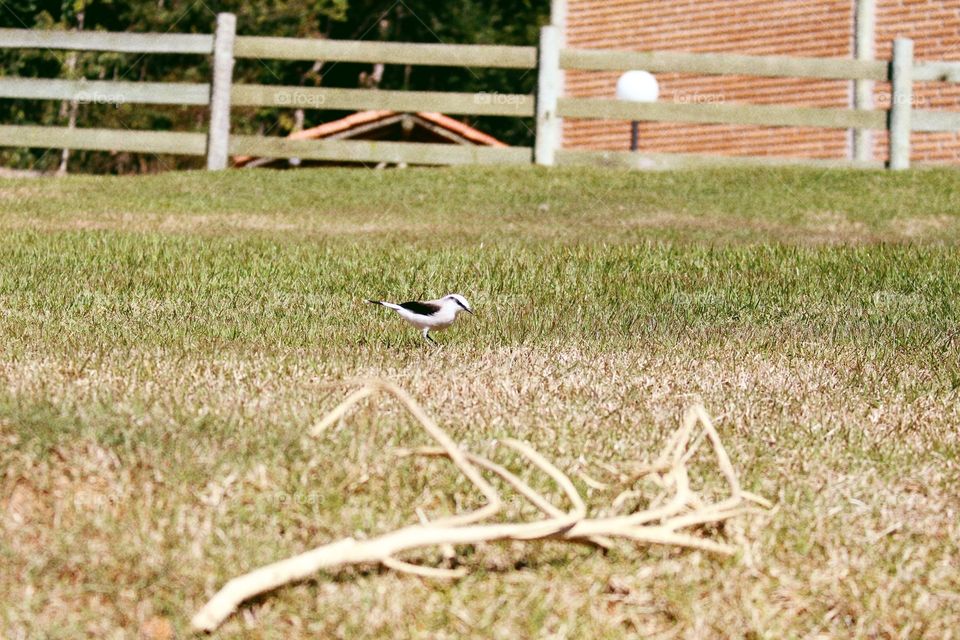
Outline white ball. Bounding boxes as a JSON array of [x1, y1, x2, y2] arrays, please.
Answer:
[[616, 70, 660, 103]]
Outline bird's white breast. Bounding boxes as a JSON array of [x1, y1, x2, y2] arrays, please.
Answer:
[[397, 304, 457, 330]]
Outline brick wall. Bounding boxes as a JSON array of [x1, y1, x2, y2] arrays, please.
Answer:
[[563, 0, 960, 163], [874, 0, 960, 163]]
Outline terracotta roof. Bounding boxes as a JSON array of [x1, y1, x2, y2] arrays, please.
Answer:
[[415, 112, 506, 147], [284, 109, 395, 141], [233, 110, 506, 166]]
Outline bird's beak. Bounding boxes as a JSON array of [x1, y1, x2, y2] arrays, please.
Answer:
[[465, 308, 474, 315]]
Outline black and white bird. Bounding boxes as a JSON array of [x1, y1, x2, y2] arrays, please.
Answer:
[[366, 294, 474, 344]]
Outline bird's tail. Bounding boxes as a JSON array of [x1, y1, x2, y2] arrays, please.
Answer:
[[366, 299, 401, 310]]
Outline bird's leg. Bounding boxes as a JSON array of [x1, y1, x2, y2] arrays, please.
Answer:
[[422, 328, 438, 346]]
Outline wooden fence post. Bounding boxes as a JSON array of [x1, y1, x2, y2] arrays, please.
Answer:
[[853, 0, 875, 163], [888, 37, 913, 170], [535, 25, 562, 166], [207, 12, 236, 170]]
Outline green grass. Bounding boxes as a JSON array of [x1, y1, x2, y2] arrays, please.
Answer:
[[1, 166, 958, 639]]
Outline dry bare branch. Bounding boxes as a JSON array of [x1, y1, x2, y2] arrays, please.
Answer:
[[398, 445, 615, 550], [382, 557, 467, 579], [191, 380, 769, 632]]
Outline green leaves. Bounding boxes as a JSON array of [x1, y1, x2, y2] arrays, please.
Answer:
[[1, 0, 549, 172]]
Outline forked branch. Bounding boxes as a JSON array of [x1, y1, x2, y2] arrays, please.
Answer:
[[191, 379, 769, 632]]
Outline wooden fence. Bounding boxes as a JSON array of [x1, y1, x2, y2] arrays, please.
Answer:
[[2, 14, 960, 171]]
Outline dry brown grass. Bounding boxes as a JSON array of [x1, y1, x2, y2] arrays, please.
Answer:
[[5, 207, 960, 246], [0, 211, 449, 239], [3, 345, 958, 638]]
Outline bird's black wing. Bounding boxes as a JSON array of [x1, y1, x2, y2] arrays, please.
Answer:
[[399, 301, 442, 316]]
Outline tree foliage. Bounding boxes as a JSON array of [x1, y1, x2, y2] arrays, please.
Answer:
[[0, 0, 548, 173]]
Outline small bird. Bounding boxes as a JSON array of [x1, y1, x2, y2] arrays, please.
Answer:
[[366, 294, 474, 344]]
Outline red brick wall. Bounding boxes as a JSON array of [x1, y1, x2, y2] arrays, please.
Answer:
[[874, 0, 960, 163], [563, 0, 960, 163]]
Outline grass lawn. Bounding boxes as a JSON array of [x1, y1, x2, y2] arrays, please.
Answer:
[[1, 166, 958, 639]]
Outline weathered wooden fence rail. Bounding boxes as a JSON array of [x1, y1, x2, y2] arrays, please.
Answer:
[[0, 27, 214, 53], [2, 16, 960, 171], [538, 25, 923, 170], [232, 36, 536, 68]]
